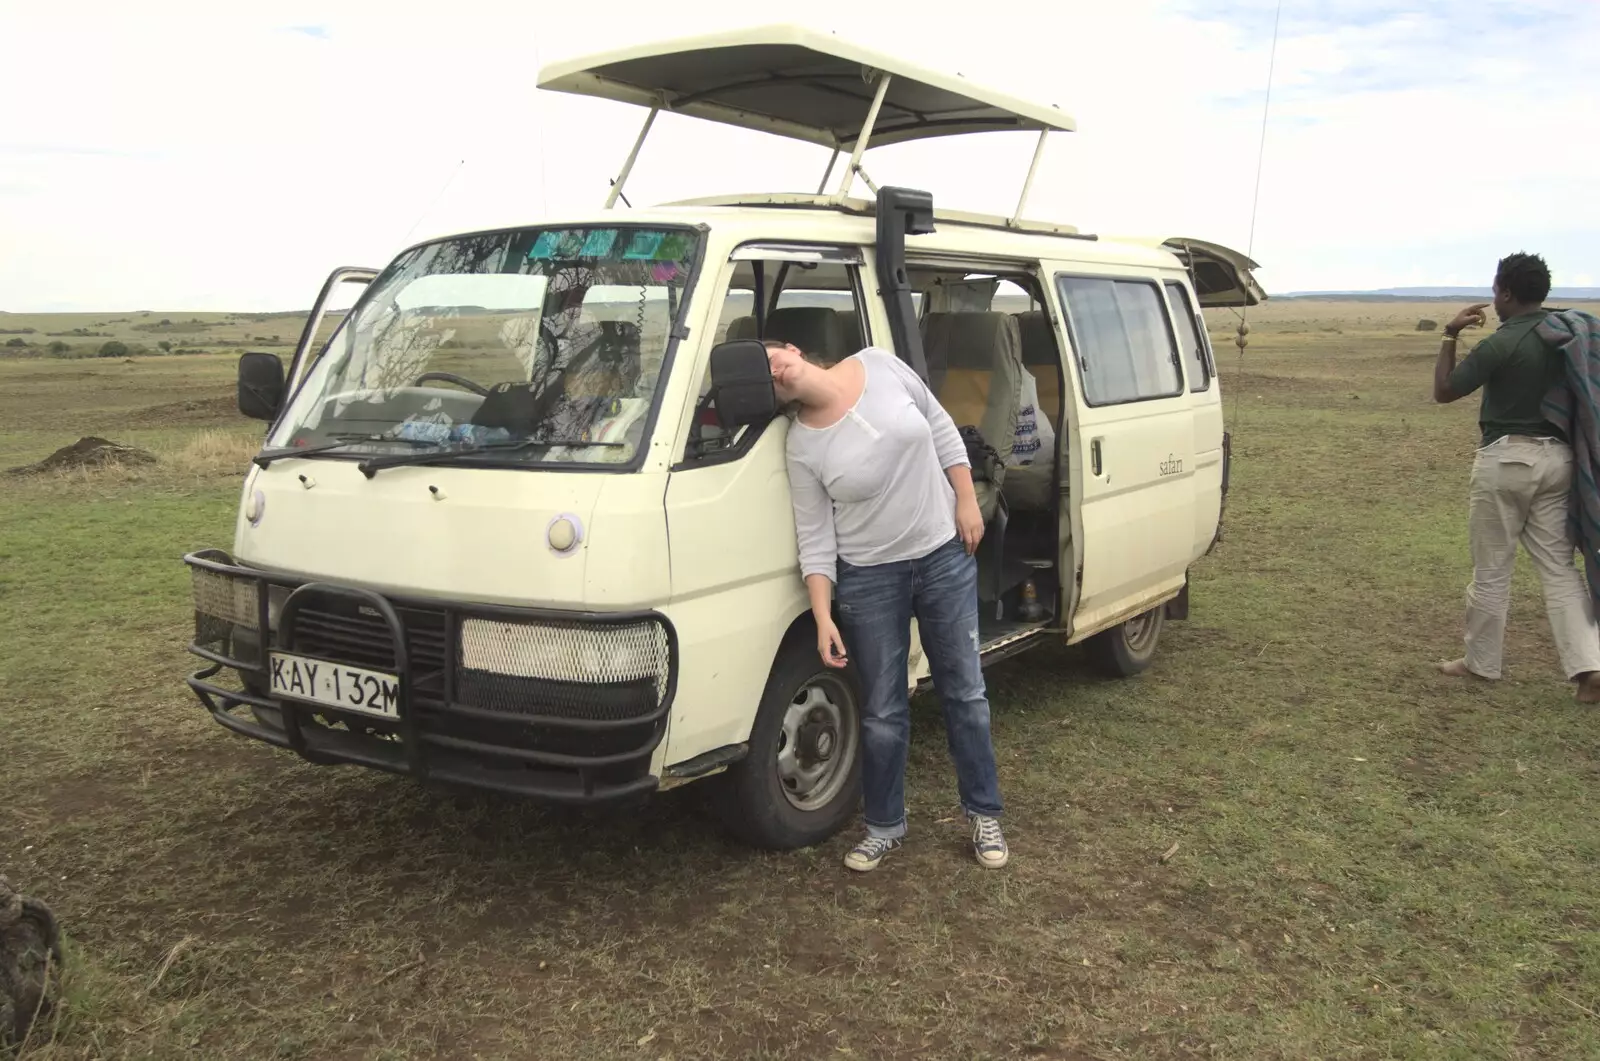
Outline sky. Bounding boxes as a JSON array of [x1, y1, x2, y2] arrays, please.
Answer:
[[1, 0, 1596, 312]]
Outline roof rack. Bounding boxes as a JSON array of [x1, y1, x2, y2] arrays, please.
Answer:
[[535, 23, 1074, 224], [659, 193, 1089, 238]]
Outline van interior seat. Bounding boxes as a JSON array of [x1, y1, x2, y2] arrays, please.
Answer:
[[765, 306, 845, 362], [564, 320, 641, 400], [722, 307, 849, 363], [1013, 311, 1062, 431], [838, 309, 864, 354], [920, 310, 1025, 523], [1001, 310, 1063, 512]]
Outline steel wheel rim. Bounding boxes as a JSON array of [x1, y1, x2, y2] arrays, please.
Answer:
[[775, 675, 858, 812], [1123, 610, 1161, 653]]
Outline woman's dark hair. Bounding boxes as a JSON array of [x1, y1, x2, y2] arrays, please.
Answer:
[[1495, 252, 1551, 305]]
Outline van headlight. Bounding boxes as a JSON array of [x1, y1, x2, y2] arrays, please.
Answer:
[[460, 618, 666, 684], [457, 617, 671, 720]]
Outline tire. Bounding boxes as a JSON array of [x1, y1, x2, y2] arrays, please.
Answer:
[[1086, 605, 1165, 678], [711, 640, 863, 850], [239, 668, 283, 730]]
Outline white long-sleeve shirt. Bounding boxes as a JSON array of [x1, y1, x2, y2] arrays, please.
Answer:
[[784, 347, 970, 583]]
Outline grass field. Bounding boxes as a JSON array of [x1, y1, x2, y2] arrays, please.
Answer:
[[3, 300, 1599, 1060]]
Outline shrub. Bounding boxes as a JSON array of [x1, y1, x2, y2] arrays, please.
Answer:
[[5, 337, 27, 347], [98, 340, 130, 358], [48, 341, 70, 356], [158, 340, 173, 353]]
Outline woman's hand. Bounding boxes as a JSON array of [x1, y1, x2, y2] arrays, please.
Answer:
[[817, 616, 849, 669], [945, 464, 986, 555], [804, 574, 847, 668], [956, 494, 985, 555]]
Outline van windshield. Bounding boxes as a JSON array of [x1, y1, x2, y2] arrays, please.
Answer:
[[269, 225, 700, 468]]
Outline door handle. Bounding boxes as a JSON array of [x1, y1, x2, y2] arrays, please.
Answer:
[[1091, 438, 1104, 478]]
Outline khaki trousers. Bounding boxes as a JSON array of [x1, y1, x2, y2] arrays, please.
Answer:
[[1463, 435, 1600, 680]]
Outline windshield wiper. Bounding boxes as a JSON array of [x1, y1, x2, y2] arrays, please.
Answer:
[[356, 438, 625, 478], [252, 434, 435, 469]]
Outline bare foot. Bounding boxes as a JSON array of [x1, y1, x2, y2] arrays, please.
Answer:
[[1436, 658, 1474, 678], [1576, 672, 1600, 704]]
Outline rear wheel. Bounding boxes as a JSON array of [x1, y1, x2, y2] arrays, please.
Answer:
[[1086, 606, 1165, 678], [712, 641, 862, 850]]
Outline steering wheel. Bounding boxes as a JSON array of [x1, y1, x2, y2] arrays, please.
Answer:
[[411, 371, 491, 397]]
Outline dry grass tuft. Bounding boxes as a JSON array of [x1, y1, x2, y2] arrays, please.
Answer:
[[163, 429, 261, 479]]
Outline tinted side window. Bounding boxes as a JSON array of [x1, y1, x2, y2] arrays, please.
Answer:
[[711, 260, 866, 363], [1164, 281, 1211, 392], [1057, 277, 1182, 406], [683, 255, 868, 465]]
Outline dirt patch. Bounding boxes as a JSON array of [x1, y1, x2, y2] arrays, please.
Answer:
[[0, 368, 101, 384], [6, 436, 156, 476], [1229, 371, 1351, 396], [124, 395, 237, 427]]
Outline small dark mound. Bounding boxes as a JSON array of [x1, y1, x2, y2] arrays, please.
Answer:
[[0, 874, 63, 1049], [6, 436, 157, 476], [1416, 319, 1438, 332]]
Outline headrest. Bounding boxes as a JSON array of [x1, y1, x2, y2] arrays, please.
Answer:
[[724, 315, 758, 343], [1013, 311, 1058, 366], [838, 310, 864, 353], [764, 306, 843, 361], [921, 311, 1019, 371]]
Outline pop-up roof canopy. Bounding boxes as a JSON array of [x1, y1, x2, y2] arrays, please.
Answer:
[[531, 24, 1265, 309], [536, 23, 1075, 150], [538, 24, 1076, 219]]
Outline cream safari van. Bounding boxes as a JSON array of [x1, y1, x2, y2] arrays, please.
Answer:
[[183, 25, 1264, 849]]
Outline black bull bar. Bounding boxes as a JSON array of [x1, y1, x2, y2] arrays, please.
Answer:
[[182, 548, 678, 804]]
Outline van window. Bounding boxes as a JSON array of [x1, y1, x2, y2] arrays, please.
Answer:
[[1164, 281, 1211, 392], [1057, 276, 1182, 406], [711, 258, 868, 361], [909, 267, 1054, 488], [683, 249, 868, 465], [269, 225, 698, 468]]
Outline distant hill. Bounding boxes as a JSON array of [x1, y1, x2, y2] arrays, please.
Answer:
[[1279, 287, 1600, 302]]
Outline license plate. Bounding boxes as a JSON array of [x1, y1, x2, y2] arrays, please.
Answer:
[[268, 652, 400, 720]]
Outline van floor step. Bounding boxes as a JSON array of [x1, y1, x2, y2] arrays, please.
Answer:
[[977, 617, 1050, 649]]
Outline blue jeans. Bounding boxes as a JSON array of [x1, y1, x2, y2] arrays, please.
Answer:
[[836, 536, 1003, 840]]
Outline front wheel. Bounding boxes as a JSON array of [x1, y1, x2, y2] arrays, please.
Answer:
[[1086, 605, 1165, 678], [711, 641, 862, 850]]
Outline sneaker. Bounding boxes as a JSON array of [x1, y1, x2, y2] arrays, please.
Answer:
[[843, 834, 902, 872], [970, 815, 1008, 868]]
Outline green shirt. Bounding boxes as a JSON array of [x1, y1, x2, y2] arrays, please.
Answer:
[[1446, 310, 1566, 447]]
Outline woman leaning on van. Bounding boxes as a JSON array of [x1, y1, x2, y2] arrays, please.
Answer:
[[765, 337, 1008, 872]]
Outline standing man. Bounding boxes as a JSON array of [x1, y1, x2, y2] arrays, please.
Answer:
[[1432, 251, 1600, 701]]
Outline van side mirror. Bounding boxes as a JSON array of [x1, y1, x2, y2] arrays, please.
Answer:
[[238, 352, 286, 421], [708, 340, 778, 429]]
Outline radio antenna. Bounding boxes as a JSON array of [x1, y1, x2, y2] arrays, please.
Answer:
[[400, 158, 466, 245], [1230, 0, 1283, 430]]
